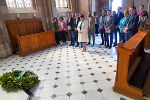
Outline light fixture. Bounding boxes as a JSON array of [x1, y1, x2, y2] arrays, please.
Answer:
[[16, 14, 20, 20], [33, 13, 37, 18]]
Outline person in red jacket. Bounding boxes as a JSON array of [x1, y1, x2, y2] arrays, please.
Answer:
[[138, 5, 148, 29], [58, 17, 67, 43]]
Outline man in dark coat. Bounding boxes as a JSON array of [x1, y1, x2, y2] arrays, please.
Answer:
[[104, 10, 114, 49], [73, 13, 80, 47], [94, 12, 99, 36], [67, 14, 75, 46], [124, 6, 139, 38], [113, 7, 124, 46], [99, 9, 106, 45]]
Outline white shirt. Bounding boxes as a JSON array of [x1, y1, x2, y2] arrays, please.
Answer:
[[88, 17, 91, 26], [76, 18, 78, 25], [106, 16, 110, 22], [69, 18, 71, 23]]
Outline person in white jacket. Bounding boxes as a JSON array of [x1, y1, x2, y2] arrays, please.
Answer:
[[77, 15, 88, 52]]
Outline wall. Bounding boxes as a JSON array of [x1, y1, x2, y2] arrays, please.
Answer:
[[91, 0, 101, 17], [122, 0, 150, 22], [78, 0, 89, 18], [99, 0, 109, 10], [122, 0, 148, 11], [0, 0, 79, 58], [0, 0, 43, 58]]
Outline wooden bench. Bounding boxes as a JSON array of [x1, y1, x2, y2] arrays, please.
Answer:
[[145, 24, 150, 49], [113, 31, 150, 100], [6, 19, 44, 53], [17, 30, 56, 56]]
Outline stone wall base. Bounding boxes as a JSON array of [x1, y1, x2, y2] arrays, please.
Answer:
[[0, 43, 13, 59]]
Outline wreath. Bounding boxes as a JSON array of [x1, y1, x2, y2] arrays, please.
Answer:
[[0, 70, 40, 90]]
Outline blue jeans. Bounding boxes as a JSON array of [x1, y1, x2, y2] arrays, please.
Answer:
[[125, 33, 132, 42], [120, 32, 125, 43], [60, 31, 66, 43], [114, 27, 120, 44], [69, 30, 75, 45], [105, 30, 113, 47]]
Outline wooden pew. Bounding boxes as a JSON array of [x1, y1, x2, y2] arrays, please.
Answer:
[[5, 19, 43, 53], [113, 31, 150, 100], [17, 30, 56, 56], [145, 24, 150, 49]]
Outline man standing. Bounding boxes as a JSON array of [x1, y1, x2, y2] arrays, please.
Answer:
[[87, 11, 95, 46], [94, 12, 99, 36], [99, 9, 106, 45], [73, 13, 80, 47], [124, 6, 139, 38], [104, 10, 114, 49], [113, 7, 124, 46], [138, 5, 148, 29], [67, 14, 75, 46]]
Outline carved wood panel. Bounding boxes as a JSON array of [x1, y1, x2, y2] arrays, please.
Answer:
[[5, 19, 43, 53]]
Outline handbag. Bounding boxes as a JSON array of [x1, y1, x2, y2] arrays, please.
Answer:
[[106, 29, 111, 33]]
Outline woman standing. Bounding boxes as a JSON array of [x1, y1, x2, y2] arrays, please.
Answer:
[[52, 18, 60, 45], [119, 10, 129, 43], [58, 17, 67, 43], [77, 15, 88, 52]]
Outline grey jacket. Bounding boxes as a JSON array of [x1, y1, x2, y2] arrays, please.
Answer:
[[87, 16, 95, 33], [104, 15, 114, 30], [99, 15, 106, 28]]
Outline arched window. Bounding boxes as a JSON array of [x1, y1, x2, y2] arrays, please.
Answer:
[[6, 0, 32, 8], [55, 0, 68, 8]]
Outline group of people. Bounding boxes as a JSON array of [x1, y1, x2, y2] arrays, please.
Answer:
[[52, 5, 148, 52]]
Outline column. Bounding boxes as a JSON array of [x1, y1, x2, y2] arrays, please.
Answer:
[[0, 0, 13, 58]]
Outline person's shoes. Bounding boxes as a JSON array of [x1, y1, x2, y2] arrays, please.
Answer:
[[109, 46, 112, 49], [87, 43, 90, 45], [56, 43, 60, 45], [113, 44, 117, 47], [75, 45, 79, 47], [92, 43, 95, 47], [105, 46, 109, 48], [69, 44, 72, 46], [100, 43, 104, 45]]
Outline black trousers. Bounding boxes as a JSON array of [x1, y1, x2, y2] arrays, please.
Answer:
[[55, 32, 60, 45], [95, 24, 99, 34], [74, 30, 79, 46], [100, 28, 105, 44], [60, 31, 66, 43], [120, 33, 125, 43], [114, 27, 120, 44]]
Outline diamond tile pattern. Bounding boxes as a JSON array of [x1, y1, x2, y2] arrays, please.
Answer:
[[0, 36, 134, 100]]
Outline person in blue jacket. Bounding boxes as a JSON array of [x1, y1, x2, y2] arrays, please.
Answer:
[[119, 10, 129, 43]]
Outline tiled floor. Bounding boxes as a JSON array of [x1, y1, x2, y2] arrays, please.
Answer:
[[0, 36, 134, 100]]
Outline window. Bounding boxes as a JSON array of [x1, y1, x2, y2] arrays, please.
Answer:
[[55, 0, 68, 8], [112, 0, 122, 12], [6, 0, 32, 8]]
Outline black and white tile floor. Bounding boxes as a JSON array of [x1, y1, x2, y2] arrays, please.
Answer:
[[0, 36, 134, 100]]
